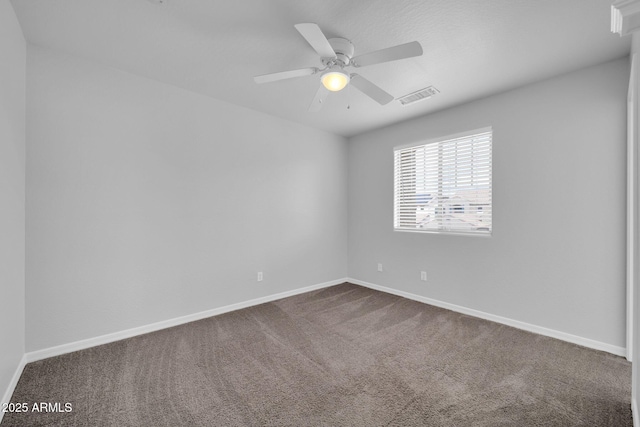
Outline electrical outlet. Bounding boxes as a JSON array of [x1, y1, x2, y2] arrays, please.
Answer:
[[420, 271, 427, 281], [257, 272, 263, 282], [377, 263, 383, 272]]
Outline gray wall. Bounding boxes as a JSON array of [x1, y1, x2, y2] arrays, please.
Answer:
[[19, 36, 631, 359], [25, 46, 348, 352], [632, 31, 640, 421], [348, 57, 629, 348], [0, 1, 26, 403]]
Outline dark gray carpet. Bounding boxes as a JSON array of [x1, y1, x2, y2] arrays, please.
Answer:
[[2, 283, 631, 426]]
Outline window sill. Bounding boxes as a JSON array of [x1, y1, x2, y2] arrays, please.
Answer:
[[393, 228, 492, 237]]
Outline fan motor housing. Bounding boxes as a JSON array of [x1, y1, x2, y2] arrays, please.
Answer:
[[327, 37, 354, 66]]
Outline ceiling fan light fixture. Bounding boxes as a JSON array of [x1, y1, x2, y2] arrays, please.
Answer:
[[321, 70, 350, 92]]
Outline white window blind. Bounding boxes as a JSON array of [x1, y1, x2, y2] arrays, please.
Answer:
[[394, 128, 492, 234]]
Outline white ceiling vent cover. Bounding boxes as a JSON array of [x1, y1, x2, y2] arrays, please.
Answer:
[[397, 86, 439, 106]]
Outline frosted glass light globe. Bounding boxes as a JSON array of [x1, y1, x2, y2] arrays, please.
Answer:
[[321, 70, 350, 92]]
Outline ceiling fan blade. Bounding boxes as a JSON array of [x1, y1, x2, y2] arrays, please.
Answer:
[[350, 74, 394, 105], [294, 23, 336, 59], [308, 85, 330, 112], [254, 67, 318, 84], [351, 41, 423, 68]]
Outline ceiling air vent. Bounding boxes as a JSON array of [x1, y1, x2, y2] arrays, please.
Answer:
[[397, 86, 439, 106]]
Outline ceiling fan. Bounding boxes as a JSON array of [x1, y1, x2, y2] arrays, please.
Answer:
[[254, 23, 423, 112]]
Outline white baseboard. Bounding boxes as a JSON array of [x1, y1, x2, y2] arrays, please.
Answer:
[[19, 275, 627, 365], [634, 397, 639, 427], [25, 278, 347, 363], [0, 354, 28, 424], [348, 277, 627, 357]]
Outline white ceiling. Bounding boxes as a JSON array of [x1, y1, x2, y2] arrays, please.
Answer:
[[11, 0, 630, 137]]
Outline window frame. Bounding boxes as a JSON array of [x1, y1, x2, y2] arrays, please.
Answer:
[[393, 126, 493, 237]]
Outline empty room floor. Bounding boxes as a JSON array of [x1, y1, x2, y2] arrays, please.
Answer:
[[2, 283, 631, 426]]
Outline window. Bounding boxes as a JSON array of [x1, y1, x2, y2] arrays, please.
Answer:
[[394, 128, 492, 235]]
